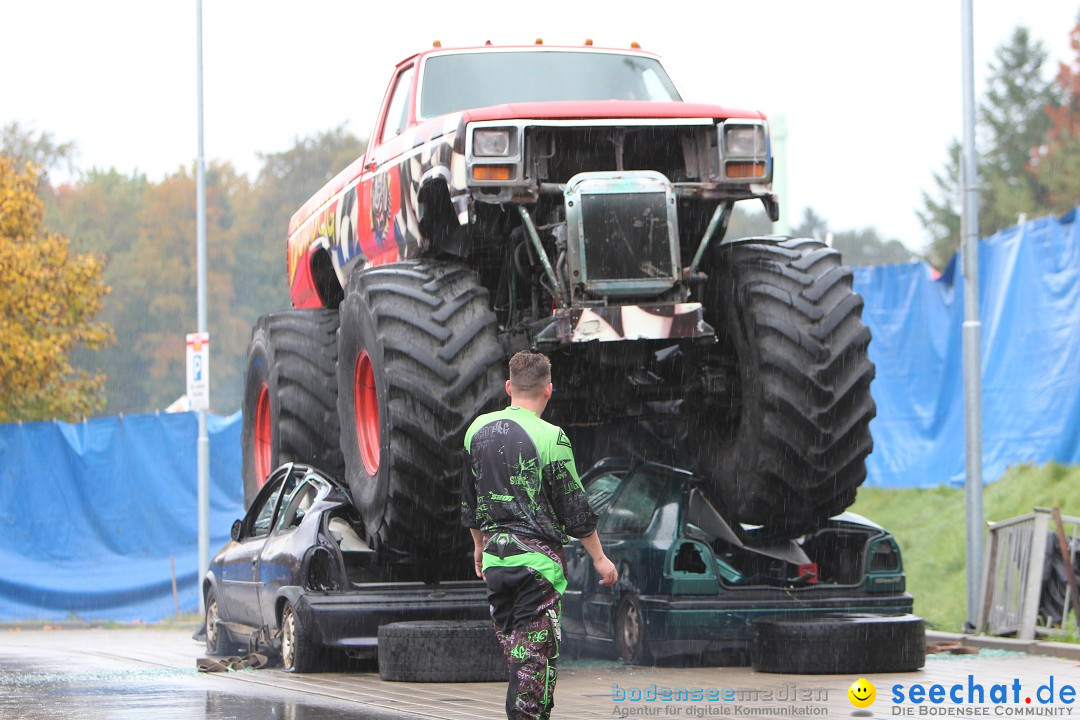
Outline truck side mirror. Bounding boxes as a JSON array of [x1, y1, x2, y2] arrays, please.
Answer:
[[231, 519, 242, 541]]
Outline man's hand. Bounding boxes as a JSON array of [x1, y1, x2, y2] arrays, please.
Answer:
[[469, 528, 485, 579], [473, 545, 484, 579], [594, 555, 618, 586]]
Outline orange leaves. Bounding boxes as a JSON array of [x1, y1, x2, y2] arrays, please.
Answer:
[[0, 157, 113, 422]]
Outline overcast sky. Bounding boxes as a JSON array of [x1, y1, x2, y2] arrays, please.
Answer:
[[2, 1, 1077, 251]]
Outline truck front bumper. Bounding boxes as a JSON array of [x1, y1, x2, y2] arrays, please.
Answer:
[[534, 302, 713, 345]]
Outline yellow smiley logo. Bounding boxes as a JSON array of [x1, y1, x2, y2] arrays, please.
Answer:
[[848, 678, 876, 708]]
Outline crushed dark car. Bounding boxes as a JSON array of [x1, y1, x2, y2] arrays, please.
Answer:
[[199, 462, 487, 672], [562, 460, 923, 671]]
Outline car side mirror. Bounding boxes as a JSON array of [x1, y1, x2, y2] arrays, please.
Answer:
[[231, 519, 242, 541]]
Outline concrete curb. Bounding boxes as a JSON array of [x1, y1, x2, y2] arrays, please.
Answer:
[[928, 630, 1080, 662]]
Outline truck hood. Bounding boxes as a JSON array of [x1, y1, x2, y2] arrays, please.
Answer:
[[459, 100, 765, 123]]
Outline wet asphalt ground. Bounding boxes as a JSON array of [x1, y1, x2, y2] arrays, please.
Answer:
[[5, 626, 1080, 719], [0, 627, 407, 720]]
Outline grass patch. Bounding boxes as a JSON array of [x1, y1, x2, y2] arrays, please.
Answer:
[[850, 462, 1080, 633]]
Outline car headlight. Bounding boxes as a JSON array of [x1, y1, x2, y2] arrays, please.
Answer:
[[474, 129, 512, 157], [724, 125, 766, 156]]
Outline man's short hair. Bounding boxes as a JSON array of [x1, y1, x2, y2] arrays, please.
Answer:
[[509, 351, 551, 395]]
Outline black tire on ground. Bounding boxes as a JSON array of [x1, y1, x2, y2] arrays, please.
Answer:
[[204, 588, 242, 656], [377, 620, 506, 682], [751, 613, 926, 674], [337, 261, 504, 559], [698, 237, 876, 533], [615, 595, 654, 665], [241, 310, 343, 508], [280, 600, 322, 673]]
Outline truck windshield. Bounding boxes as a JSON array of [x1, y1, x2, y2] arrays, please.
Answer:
[[420, 51, 682, 118]]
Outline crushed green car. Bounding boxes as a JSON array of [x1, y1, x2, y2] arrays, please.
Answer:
[[563, 460, 922, 672]]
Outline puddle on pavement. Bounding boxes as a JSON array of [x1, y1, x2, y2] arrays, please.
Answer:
[[0, 665, 393, 720]]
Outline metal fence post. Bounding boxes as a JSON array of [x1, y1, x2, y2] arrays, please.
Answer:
[[1019, 508, 1051, 640]]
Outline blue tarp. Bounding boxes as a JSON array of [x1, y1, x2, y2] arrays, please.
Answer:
[[1, 207, 1078, 621], [0, 412, 244, 621], [855, 208, 1080, 488]]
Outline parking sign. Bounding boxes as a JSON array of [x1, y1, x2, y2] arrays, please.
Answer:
[[186, 333, 210, 411]]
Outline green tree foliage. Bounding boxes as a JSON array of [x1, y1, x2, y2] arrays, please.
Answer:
[[830, 228, 913, 267], [918, 140, 964, 270], [793, 207, 913, 266], [240, 127, 366, 316], [792, 207, 828, 240], [919, 27, 1061, 269], [725, 202, 773, 239], [980, 27, 1061, 231], [0, 158, 112, 421], [1, 122, 76, 182], [48, 169, 150, 413], [1031, 21, 1080, 212]]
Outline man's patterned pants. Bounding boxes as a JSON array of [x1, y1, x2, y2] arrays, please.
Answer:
[[486, 564, 562, 720]]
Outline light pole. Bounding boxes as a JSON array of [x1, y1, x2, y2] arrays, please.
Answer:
[[960, 0, 984, 633], [195, 0, 210, 615]]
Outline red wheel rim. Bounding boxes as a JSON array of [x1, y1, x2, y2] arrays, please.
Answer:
[[254, 383, 271, 487], [354, 350, 380, 475]]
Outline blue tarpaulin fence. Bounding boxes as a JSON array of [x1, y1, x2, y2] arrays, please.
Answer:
[[854, 207, 1080, 488], [0, 411, 244, 621], [1, 208, 1078, 621]]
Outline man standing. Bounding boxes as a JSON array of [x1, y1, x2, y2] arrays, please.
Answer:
[[462, 351, 618, 720]]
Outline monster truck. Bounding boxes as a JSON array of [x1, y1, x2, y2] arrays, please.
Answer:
[[241, 43, 876, 568]]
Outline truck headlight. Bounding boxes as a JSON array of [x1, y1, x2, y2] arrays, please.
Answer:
[[473, 129, 512, 157], [724, 125, 766, 155]]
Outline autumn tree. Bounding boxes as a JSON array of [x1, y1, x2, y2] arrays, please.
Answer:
[[1031, 20, 1080, 212], [48, 169, 150, 413], [0, 158, 112, 421], [127, 163, 253, 412]]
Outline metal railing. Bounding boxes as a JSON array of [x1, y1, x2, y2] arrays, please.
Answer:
[[979, 508, 1080, 639]]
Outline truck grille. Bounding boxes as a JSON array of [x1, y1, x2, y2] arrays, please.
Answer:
[[581, 192, 673, 281]]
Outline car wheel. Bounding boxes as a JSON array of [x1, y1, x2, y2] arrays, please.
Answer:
[[751, 613, 926, 674], [377, 620, 505, 682], [616, 595, 653, 665], [280, 601, 321, 673], [204, 589, 241, 656]]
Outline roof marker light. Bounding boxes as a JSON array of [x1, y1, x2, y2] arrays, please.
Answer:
[[630, 41, 641, 48], [432, 40, 441, 47], [584, 38, 593, 46], [535, 38, 543, 45]]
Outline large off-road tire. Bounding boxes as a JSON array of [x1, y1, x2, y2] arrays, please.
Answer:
[[337, 261, 504, 560], [698, 237, 876, 533], [241, 310, 344, 508], [378, 620, 506, 682], [751, 614, 925, 674]]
